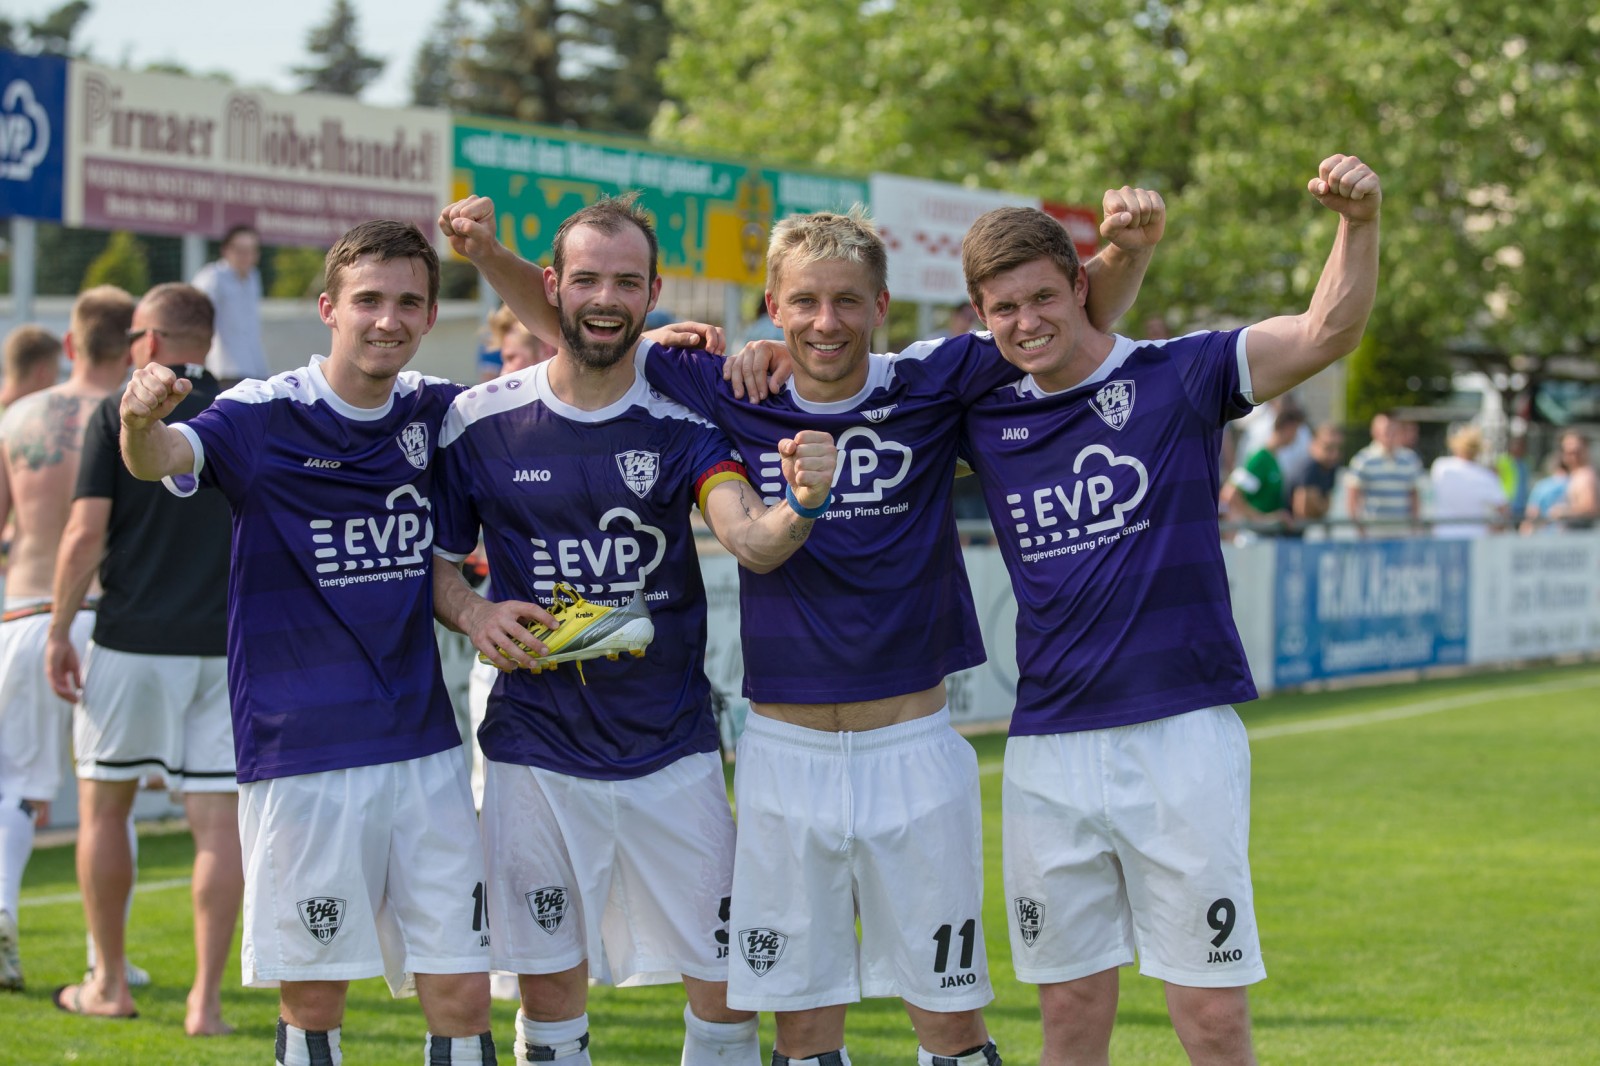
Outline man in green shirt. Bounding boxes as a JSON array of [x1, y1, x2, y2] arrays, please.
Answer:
[[1221, 408, 1307, 531]]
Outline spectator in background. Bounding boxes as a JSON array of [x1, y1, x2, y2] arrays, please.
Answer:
[[1220, 407, 1306, 534], [1, 326, 62, 412], [0, 286, 133, 997], [1549, 430, 1598, 529], [1346, 411, 1422, 536], [1233, 393, 1314, 484], [1429, 424, 1508, 538], [192, 225, 269, 389], [46, 283, 239, 1034], [744, 291, 784, 342], [1522, 450, 1571, 534], [1495, 429, 1531, 522], [1288, 422, 1345, 529], [945, 302, 981, 337]]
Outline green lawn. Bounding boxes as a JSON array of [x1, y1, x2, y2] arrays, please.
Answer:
[[5, 662, 1598, 1064]]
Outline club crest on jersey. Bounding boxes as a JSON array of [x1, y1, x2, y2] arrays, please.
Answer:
[[1014, 897, 1045, 948], [615, 450, 660, 498], [398, 421, 429, 469], [1089, 380, 1135, 431], [297, 897, 346, 945], [862, 404, 898, 423], [525, 886, 568, 934], [738, 927, 789, 976]]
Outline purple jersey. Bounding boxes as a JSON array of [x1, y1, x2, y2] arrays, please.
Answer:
[[435, 361, 747, 780], [960, 330, 1260, 734], [640, 335, 1017, 703], [171, 357, 464, 782]]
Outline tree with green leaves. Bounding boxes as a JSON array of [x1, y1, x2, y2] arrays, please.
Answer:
[[410, 0, 471, 108], [294, 0, 385, 98], [657, 0, 1600, 422], [434, 0, 669, 134], [2, 0, 92, 56]]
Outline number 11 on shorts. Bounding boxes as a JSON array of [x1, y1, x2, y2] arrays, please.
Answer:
[[932, 918, 978, 987]]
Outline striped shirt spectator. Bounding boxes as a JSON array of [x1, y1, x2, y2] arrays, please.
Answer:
[[1346, 412, 1421, 534]]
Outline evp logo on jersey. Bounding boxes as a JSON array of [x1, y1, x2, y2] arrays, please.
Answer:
[[529, 506, 666, 596], [525, 886, 567, 934], [397, 421, 429, 470], [757, 425, 911, 505], [1089, 379, 1135, 430], [1014, 897, 1044, 948], [298, 897, 346, 945], [615, 450, 660, 498], [1005, 444, 1150, 553], [309, 484, 434, 581], [738, 927, 789, 976]]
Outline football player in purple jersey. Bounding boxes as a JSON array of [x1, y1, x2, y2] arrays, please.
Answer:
[[957, 154, 1381, 1066], [120, 221, 516, 1066]]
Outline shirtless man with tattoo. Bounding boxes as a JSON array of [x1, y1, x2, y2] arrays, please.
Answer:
[[0, 286, 133, 995]]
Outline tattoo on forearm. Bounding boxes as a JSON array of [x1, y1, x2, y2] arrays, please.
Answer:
[[7, 395, 90, 471], [787, 518, 813, 542]]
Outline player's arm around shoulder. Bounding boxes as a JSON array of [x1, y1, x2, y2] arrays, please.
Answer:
[[1244, 154, 1382, 403], [701, 430, 837, 574], [119, 363, 195, 481]]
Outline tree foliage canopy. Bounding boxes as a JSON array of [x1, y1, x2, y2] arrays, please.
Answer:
[[656, 0, 1600, 413], [295, 0, 386, 97]]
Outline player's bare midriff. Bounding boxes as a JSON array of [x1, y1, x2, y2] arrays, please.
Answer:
[[750, 682, 946, 732]]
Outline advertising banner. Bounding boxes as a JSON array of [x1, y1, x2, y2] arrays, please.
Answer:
[[452, 118, 867, 284], [1468, 533, 1600, 662], [63, 62, 450, 244], [869, 173, 1037, 304], [1274, 538, 1471, 685], [0, 50, 67, 221]]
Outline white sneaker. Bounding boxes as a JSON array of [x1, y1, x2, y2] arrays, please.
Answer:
[[0, 909, 22, 991]]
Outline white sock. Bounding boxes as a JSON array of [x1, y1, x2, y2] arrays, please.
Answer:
[[276, 1019, 342, 1066], [917, 1041, 1001, 1065], [515, 1011, 591, 1064], [771, 1050, 851, 1066], [425, 1031, 498, 1064], [0, 799, 34, 915], [681, 1003, 760, 1065]]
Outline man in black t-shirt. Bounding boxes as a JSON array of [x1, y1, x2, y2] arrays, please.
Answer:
[[1287, 422, 1346, 531], [45, 283, 239, 1035]]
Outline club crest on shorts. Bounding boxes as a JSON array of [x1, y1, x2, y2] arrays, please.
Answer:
[[1089, 380, 1135, 431], [615, 450, 660, 498], [398, 421, 430, 470], [1014, 897, 1045, 948], [297, 897, 346, 945], [525, 886, 568, 934], [738, 927, 789, 976]]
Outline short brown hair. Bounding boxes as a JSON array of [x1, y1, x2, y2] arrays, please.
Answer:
[[486, 303, 531, 349], [70, 285, 136, 368], [3, 325, 61, 383], [962, 206, 1081, 309], [766, 206, 887, 295], [551, 193, 659, 285], [324, 220, 440, 308], [141, 282, 216, 348]]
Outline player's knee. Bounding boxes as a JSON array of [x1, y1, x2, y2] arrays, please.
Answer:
[[682, 977, 751, 1024], [517, 968, 589, 1022], [414, 971, 491, 1035], [279, 981, 348, 1032], [1167, 984, 1253, 1057], [906, 1006, 989, 1056]]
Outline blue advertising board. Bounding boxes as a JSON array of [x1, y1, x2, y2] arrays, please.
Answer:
[[1274, 539, 1470, 685], [0, 51, 67, 222]]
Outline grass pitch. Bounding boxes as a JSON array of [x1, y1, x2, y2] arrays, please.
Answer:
[[6, 662, 1598, 1064]]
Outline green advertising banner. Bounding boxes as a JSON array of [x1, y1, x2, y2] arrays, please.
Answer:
[[452, 118, 868, 285]]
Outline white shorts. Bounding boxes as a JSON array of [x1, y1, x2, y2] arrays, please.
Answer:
[[466, 659, 496, 809], [74, 644, 236, 793], [0, 603, 91, 802], [239, 747, 489, 994], [480, 751, 734, 987], [1003, 707, 1266, 988], [728, 709, 993, 1013]]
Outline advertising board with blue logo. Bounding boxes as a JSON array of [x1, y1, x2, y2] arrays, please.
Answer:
[[0, 51, 67, 221], [1274, 538, 1470, 685]]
